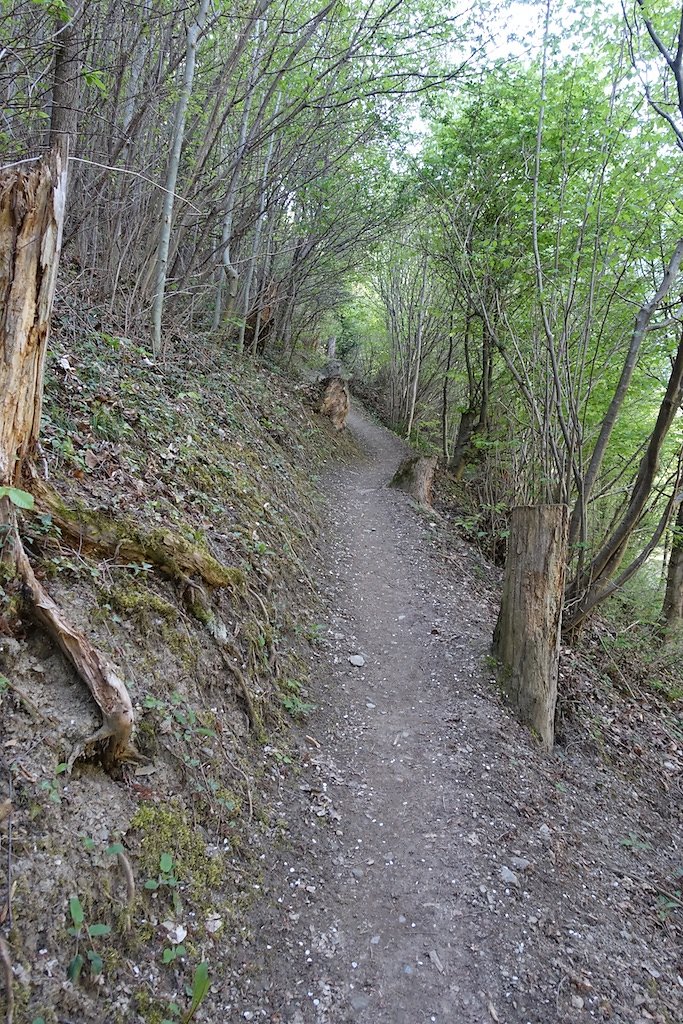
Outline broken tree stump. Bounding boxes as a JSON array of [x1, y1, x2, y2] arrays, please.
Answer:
[[492, 504, 568, 750], [389, 454, 438, 506], [0, 149, 136, 768], [318, 375, 350, 430]]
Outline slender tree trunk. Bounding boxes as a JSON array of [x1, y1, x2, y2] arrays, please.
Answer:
[[238, 93, 280, 354], [151, 0, 210, 356], [492, 505, 569, 750], [406, 261, 427, 440], [568, 239, 683, 546], [49, 10, 82, 151], [662, 497, 683, 632], [567, 327, 683, 629]]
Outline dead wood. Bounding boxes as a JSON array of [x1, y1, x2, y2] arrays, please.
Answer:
[[11, 523, 135, 769], [0, 152, 136, 770], [318, 376, 350, 430], [492, 505, 568, 750], [389, 454, 438, 505]]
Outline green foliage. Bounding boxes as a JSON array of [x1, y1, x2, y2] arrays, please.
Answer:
[[0, 486, 34, 510], [278, 678, 316, 718], [67, 894, 111, 981]]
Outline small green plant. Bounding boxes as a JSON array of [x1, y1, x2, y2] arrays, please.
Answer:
[[145, 852, 181, 911], [184, 962, 210, 1023], [40, 762, 67, 804], [656, 889, 682, 920], [278, 678, 315, 718], [162, 942, 186, 965], [67, 895, 111, 980], [620, 832, 652, 853]]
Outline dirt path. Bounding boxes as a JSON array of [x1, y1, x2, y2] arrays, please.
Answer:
[[244, 409, 681, 1024]]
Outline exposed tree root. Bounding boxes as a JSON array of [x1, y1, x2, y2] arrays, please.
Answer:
[[32, 478, 244, 590], [0, 934, 13, 1024], [10, 520, 135, 770]]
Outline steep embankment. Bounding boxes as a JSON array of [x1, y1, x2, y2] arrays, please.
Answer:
[[0, 332, 354, 1024]]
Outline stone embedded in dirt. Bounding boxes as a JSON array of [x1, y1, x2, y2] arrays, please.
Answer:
[[510, 856, 532, 872], [571, 995, 584, 1010], [350, 994, 370, 1011], [539, 823, 552, 841], [348, 654, 366, 667], [499, 866, 520, 888]]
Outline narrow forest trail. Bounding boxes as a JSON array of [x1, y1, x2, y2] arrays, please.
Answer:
[[245, 408, 682, 1024]]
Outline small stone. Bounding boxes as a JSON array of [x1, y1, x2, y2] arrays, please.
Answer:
[[243, 1014, 254, 1021], [351, 868, 364, 879], [539, 824, 552, 840], [510, 856, 531, 872], [348, 655, 366, 667], [571, 995, 584, 1010], [499, 866, 520, 888], [350, 994, 370, 1011], [403, 965, 414, 975], [370, 935, 380, 945]]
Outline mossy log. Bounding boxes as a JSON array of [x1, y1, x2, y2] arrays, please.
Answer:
[[33, 478, 244, 590], [318, 375, 350, 430], [389, 454, 438, 505]]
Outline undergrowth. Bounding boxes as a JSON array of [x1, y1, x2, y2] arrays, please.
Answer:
[[0, 311, 356, 1024]]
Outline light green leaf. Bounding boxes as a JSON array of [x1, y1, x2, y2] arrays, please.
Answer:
[[69, 896, 84, 927], [0, 486, 34, 510]]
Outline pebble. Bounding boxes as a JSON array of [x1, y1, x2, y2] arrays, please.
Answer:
[[350, 994, 370, 1011], [510, 856, 531, 872], [499, 866, 520, 888], [403, 965, 414, 975], [348, 654, 366, 667], [571, 995, 584, 1009], [351, 868, 364, 879]]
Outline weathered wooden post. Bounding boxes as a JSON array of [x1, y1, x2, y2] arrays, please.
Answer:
[[492, 504, 569, 750]]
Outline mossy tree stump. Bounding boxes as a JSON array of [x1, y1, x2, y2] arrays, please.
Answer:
[[389, 454, 438, 506], [492, 504, 568, 750]]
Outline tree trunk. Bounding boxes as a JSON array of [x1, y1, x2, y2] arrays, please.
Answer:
[[405, 260, 427, 440], [151, 0, 210, 357], [662, 497, 683, 633], [389, 455, 438, 506], [492, 505, 569, 750], [566, 326, 683, 630], [49, 14, 82, 152], [0, 152, 134, 768]]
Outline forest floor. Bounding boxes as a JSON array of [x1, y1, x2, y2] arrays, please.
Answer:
[[244, 408, 683, 1024]]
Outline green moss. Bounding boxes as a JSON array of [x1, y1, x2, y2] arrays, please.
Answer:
[[159, 621, 199, 673], [133, 989, 170, 1024], [129, 800, 223, 903], [107, 584, 178, 627]]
